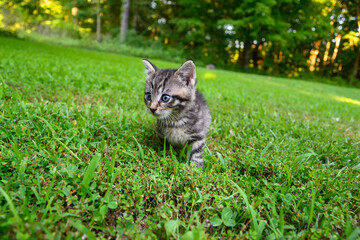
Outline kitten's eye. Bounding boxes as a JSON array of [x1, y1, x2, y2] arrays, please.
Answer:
[[161, 94, 171, 102], [145, 93, 151, 101]]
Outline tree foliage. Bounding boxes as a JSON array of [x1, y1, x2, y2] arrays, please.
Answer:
[[1, 0, 359, 82]]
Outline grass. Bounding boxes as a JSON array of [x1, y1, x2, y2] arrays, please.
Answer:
[[19, 31, 187, 67], [0, 36, 359, 239]]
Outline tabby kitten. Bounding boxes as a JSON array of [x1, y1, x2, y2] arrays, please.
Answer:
[[142, 59, 211, 168]]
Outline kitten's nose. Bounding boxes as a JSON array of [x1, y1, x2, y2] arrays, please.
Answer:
[[150, 108, 156, 113]]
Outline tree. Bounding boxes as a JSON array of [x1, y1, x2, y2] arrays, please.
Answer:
[[2, 0, 359, 83], [120, 0, 130, 42], [96, 0, 102, 43], [340, 0, 360, 82]]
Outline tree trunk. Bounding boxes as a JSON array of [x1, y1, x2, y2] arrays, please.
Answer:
[[252, 43, 261, 69], [71, 7, 78, 27], [331, 34, 341, 63], [352, 14, 360, 82], [133, 0, 138, 31], [96, 0, 102, 43], [237, 46, 244, 68], [120, 0, 130, 42], [320, 40, 331, 75], [243, 41, 252, 69], [351, 45, 360, 83], [309, 40, 321, 72]]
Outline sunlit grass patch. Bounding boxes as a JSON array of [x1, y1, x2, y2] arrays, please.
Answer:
[[331, 95, 360, 106]]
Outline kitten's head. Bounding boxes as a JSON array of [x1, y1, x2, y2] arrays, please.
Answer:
[[142, 59, 197, 119]]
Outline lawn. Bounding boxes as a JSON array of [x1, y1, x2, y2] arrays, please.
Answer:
[[0, 36, 359, 239]]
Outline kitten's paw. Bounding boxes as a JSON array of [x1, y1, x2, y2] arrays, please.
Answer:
[[191, 158, 204, 170], [190, 140, 206, 170]]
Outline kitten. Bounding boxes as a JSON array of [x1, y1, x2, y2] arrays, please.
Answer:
[[142, 59, 211, 168]]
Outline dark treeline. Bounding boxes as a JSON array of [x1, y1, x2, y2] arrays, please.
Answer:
[[1, 0, 359, 83]]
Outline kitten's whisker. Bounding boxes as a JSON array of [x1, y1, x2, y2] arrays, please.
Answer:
[[170, 113, 180, 125], [169, 114, 176, 125], [169, 113, 175, 122]]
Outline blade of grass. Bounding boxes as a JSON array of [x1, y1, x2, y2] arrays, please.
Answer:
[[55, 138, 82, 163], [34, 115, 57, 137], [260, 141, 272, 157], [70, 220, 96, 240], [0, 187, 23, 228], [279, 207, 284, 235], [132, 136, 144, 160], [230, 179, 264, 239], [81, 153, 101, 192], [307, 181, 319, 231], [107, 147, 117, 183], [18, 156, 28, 177]]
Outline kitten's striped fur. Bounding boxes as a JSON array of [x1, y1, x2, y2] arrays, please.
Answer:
[[142, 59, 211, 168]]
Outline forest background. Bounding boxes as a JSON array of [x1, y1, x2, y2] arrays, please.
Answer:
[[1, 0, 359, 86]]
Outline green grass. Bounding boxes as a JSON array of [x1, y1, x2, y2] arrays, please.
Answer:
[[0, 36, 359, 239], [19, 31, 186, 66]]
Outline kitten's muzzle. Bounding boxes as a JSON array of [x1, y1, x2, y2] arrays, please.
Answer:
[[150, 107, 157, 114]]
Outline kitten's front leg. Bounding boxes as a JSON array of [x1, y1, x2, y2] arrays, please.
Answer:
[[156, 127, 165, 147], [190, 139, 206, 169], [157, 133, 167, 150]]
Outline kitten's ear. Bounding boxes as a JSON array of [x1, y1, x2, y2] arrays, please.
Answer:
[[142, 59, 157, 75], [174, 60, 196, 87]]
